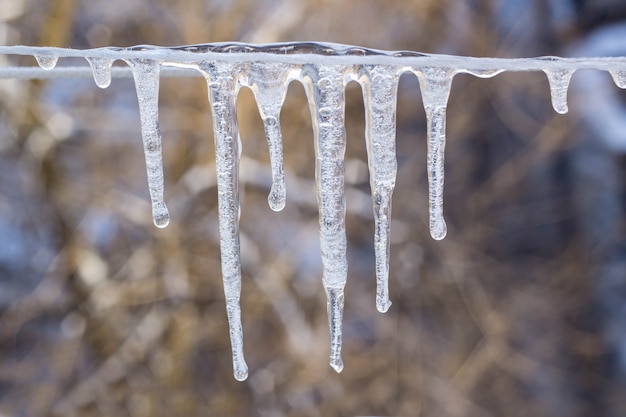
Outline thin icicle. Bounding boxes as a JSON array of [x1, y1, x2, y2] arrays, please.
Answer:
[[126, 58, 170, 228], [417, 67, 455, 241], [302, 64, 348, 373], [609, 70, 626, 89], [34, 54, 58, 70], [201, 62, 248, 382], [86, 57, 113, 88], [544, 69, 574, 114], [247, 62, 291, 211], [360, 64, 399, 313]]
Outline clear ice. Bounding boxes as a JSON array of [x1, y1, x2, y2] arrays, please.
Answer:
[[34, 54, 58, 70], [416, 67, 456, 241], [302, 64, 349, 373], [126, 58, 170, 229], [544, 69, 574, 114], [9, 42, 626, 379], [202, 62, 249, 381], [359, 64, 399, 313], [86, 57, 113, 88]]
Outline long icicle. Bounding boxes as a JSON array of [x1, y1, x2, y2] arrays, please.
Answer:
[[202, 62, 248, 381], [248, 62, 290, 211], [127, 58, 170, 228], [417, 67, 455, 241], [360, 64, 399, 313], [303, 64, 348, 373]]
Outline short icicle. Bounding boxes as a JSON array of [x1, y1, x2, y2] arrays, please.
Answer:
[[544, 69, 574, 114], [126, 58, 170, 228], [417, 67, 456, 241], [201, 62, 248, 381], [302, 64, 348, 373], [248, 62, 291, 211], [34, 54, 58, 70], [609, 69, 626, 89], [360, 64, 399, 313], [86, 57, 113, 88]]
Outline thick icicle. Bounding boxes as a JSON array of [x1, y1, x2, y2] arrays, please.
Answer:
[[86, 57, 113, 88], [34, 54, 58, 70], [360, 65, 399, 313], [126, 58, 170, 228], [417, 67, 455, 241], [302, 64, 348, 373], [247, 62, 290, 211], [202, 62, 248, 381], [609, 70, 626, 89], [544, 69, 574, 114]]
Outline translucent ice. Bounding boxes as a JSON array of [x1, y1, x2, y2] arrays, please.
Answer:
[[416, 67, 456, 241], [302, 64, 348, 373], [359, 64, 399, 313], [86, 57, 113, 88], [126, 58, 170, 228], [201, 62, 248, 381], [544, 69, 574, 114], [34, 54, 58, 70]]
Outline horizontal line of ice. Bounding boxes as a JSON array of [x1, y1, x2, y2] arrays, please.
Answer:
[[0, 42, 625, 72], [0, 66, 199, 80]]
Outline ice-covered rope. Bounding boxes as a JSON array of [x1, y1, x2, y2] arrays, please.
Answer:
[[2, 42, 625, 380]]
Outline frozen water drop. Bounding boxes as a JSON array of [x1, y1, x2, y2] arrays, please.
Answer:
[[544, 69, 574, 114], [86, 57, 113, 88], [34, 54, 58, 70], [609, 70, 626, 89], [126, 58, 170, 229], [152, 202, 170, 228], [360, 64, 399, 313]]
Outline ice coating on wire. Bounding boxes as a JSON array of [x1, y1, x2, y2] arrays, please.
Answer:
[[5, 42, 626, 379]]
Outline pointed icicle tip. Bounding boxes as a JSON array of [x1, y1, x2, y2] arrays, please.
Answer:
[[34, 55, 58, 70], [544, 69, 574, 114]]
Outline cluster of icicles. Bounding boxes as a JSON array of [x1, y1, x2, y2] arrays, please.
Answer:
[[6, 42, 626, 381]]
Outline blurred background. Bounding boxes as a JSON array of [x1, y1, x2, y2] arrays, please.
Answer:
[[0, 0, 626, 416]]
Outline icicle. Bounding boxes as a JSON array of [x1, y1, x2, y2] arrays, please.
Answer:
[[248, 63, 290, 212], [609, 70, 626, 89], [201, 62, 248, 381], [86, 57, 113, 88], [34, 54, 58, 70], [126, 58, 170, 228], [302, 64, 348, 373], [544, 69, 574, 114], [416, 67, 455, 241], [359, 65, 399, 313]]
